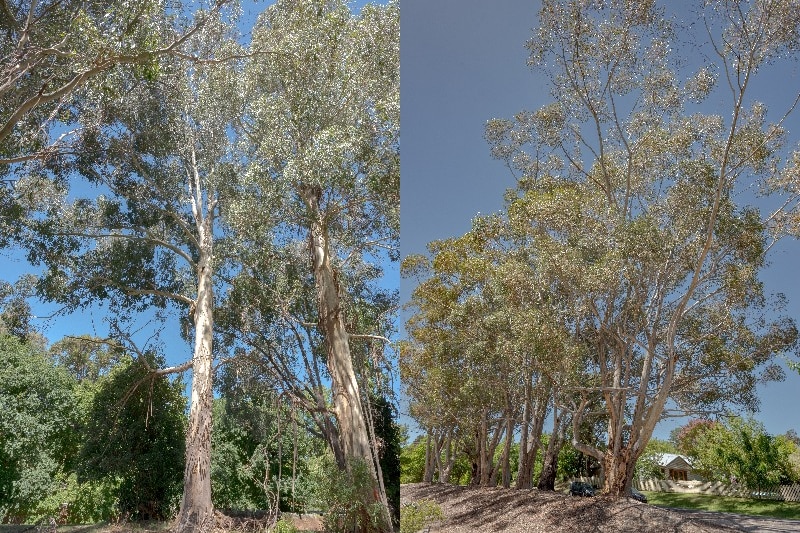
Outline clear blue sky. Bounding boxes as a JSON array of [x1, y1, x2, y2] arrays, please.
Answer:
[[400, 0, 800, 441]]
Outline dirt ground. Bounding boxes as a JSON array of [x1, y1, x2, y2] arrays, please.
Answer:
[[0, 511, 323, 533], [401, 482, 763, 533]]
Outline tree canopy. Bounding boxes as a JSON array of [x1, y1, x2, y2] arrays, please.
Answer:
[[403, 0, 800, 497], [2, 0, 399, 529]]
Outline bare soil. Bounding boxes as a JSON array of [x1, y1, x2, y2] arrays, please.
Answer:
[[401, 483, 743, 533]]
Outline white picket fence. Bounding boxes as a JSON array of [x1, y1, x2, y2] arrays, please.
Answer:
[[634, 478, 800, 502]]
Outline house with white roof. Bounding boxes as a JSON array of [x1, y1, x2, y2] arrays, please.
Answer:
[[656, 453, 701, 481]]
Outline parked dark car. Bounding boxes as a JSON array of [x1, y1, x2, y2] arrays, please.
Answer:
[[630, 488, 648, 503], [569, 481, 596, 497]]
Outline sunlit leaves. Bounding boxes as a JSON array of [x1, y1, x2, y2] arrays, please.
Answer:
[[437, 0, 800, 491], [242, 0, 399, 250]]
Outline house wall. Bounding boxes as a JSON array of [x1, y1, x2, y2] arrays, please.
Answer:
[[662, 468, 703, 482]]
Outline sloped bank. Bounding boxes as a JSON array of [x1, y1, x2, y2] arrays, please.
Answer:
[[401, 483, 739, 533]]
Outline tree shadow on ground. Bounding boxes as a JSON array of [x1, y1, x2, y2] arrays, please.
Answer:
[[402, 483, 750, 532]]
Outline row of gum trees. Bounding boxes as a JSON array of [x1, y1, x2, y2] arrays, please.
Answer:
[[402, 0, 800, 497], [1, 0, 398, 530]]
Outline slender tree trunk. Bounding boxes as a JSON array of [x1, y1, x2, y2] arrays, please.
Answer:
[[175, 245, 214, 533], [423, 432, 435, 483], [422, 430, 434, 483], [300, 185, 389, 527], [439, 431, 454, 483], [484, 408, 507, 487], [500, 412, 514, 488], [469, 429, 480, 486], [516, 381, 532, 488], [537, 407, 565, 491], [433, 432, 444, 481], [479, 408, 491, 486], [516, 396, 547, 489], [470, 459, 479, 486], [319, 412, 346, 468]]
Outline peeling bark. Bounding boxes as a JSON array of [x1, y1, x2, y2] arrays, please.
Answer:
[[300, 185, 389, 528], [603, 447, 634, 497], [175, 245, 214, 532]]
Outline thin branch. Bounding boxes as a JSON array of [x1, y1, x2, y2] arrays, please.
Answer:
[[348, 333, 392, 344]]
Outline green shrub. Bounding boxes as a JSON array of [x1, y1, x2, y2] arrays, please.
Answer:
[[26, 473, 120, 524], [0, 334, 79, 522], [271, 518, 299, 533], [399, 441, 425, 484], [314, 455, 387, 533], [79, 356, 185, 520], [399, 500, 443, 533]]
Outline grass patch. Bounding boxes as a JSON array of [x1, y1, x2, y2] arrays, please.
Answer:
[[643, 491, 800, 520]]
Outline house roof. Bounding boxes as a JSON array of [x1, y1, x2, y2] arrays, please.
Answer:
[[656, 453, 693, 470]]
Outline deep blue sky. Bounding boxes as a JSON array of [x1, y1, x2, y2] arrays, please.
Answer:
[[400, 0, 800, 441]]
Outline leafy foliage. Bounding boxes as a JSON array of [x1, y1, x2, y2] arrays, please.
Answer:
[[672, 419, 720, 458], [24, 473, 120, 524], [78, 356, 186, 520], [367, 392, 402, 525], [49, 335, 123, 383], [211, 394, 323, 512], [0, 334, 78, 522], [314, 456, 388, 533], [399, 438, 426, 485], [691, 417, 799, 490], [0, 0, 234, 168], [399, 499, 443, 533]]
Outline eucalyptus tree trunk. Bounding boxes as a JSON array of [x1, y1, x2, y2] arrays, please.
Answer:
[[438, 430, 456, 483], [423, 432, 436, 483], [499, 411, 515, 488], [516, 392, 547, 489], [478, 408, 491, 486], [175, 206, 215, 532], [478, 407, 506, 487], [603, 445, 634, 496], [300, 185, 389, 525], [537, 406, 566, 491]]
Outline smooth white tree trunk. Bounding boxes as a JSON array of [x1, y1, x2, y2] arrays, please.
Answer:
[[175, 233, 215, 532]]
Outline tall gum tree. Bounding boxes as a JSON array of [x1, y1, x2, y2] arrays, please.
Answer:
[[402, 219, 585, 489], [15, 11, 245, 529], [0, 0, 233, 167], [241, 0, 398, 525], [484, 0, 800, 496]]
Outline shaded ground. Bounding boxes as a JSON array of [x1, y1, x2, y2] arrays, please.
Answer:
[[401, 483, 755, 533], [0, 511, 323, 533], [0, 524, 168, 533]]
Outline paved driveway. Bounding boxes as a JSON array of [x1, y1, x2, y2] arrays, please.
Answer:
[[671, 508, 800, 532]]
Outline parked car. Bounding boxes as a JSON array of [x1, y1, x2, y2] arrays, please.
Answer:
[[569, 481, 596, 497], [630, 488, 648, 503]]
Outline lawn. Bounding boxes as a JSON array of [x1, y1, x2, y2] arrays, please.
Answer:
[[643, 491, 800, 520]]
